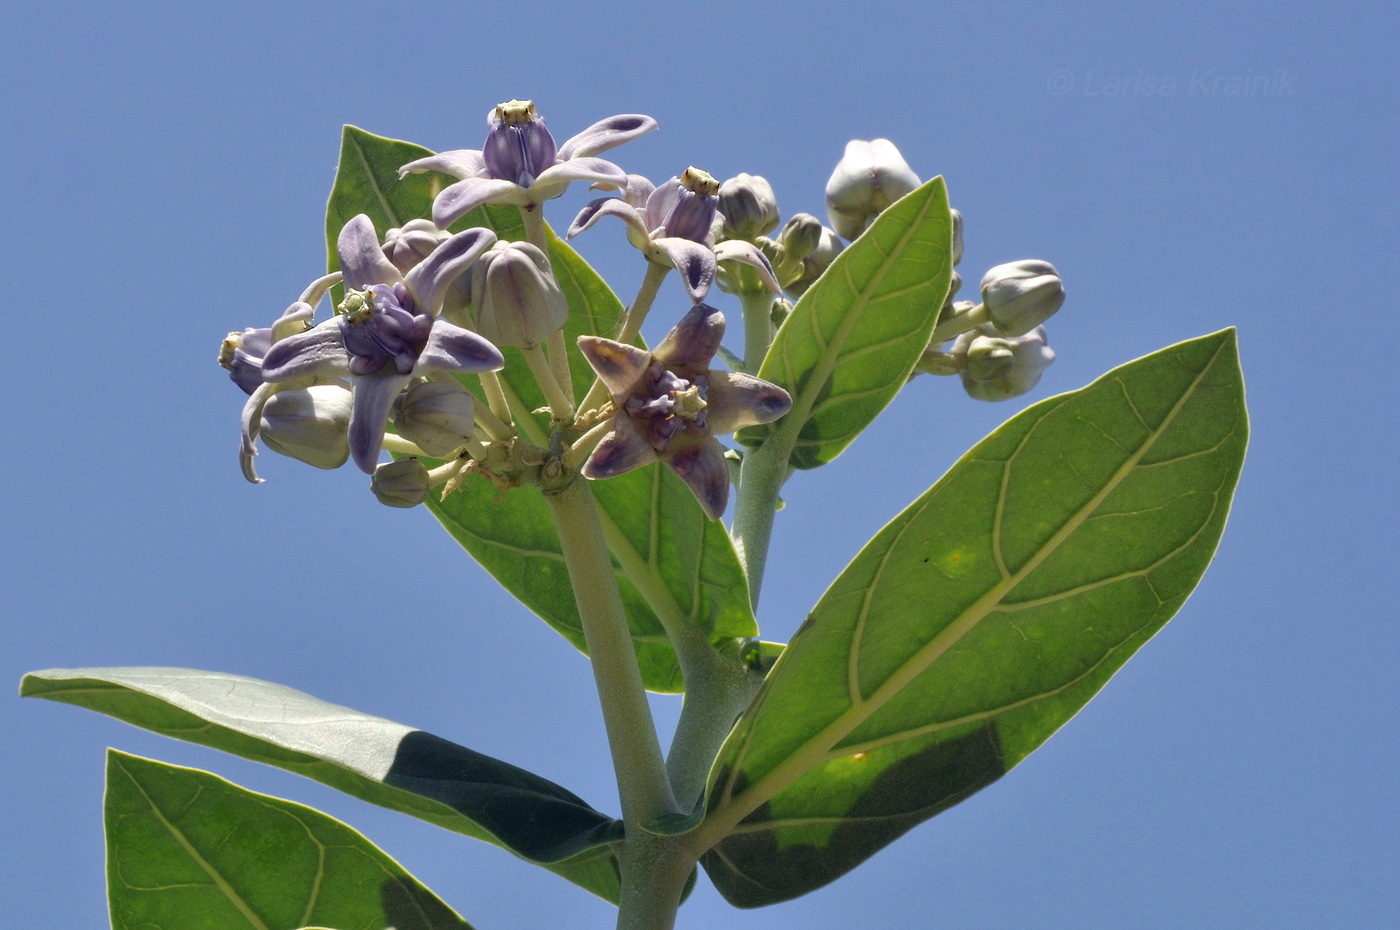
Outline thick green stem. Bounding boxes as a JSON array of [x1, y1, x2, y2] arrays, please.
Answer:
[[930, 301, 990, 343], [615, 833, 694, 930], [519, 204, 548, 252], [665, 649, 762, 812], [544, 479, 676, 826], [739, 290, 775, 373], [730, 438, 790, 609], [523, 344, 575, 421]]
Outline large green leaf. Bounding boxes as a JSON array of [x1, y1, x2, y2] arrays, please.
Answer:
[[738, 177, 953, 469], [105, 750, 471, 930], [701, 330, 1247, 905], [23, 668, 622, 901]]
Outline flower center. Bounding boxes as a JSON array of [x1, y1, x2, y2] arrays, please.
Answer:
[[680, 166, 719, 196], [338, 285, 433, 377], [495, 99, 538, 126], [626, 363, 710, 451]]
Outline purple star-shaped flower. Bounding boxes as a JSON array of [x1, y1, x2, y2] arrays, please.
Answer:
[[568, 167, 779, 303], [398, 99, 657, 230], [252, 214, 504, 477], [578, 304, 792, 519]]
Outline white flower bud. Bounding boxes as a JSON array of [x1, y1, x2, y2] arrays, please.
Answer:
[[980, 260, 1065, 337], [952, 325, 1055, 401], [470, 240, 570, 349], [260, 385, 352, 469], [718, 173, 780, 241], [392, 381, 475, 457], [825, 139, 921, 241], [371, 458, 430, 508]]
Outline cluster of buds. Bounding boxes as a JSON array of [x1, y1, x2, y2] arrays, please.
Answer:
[[711, 174, 844, 301], [820, 137, 1067, 401]]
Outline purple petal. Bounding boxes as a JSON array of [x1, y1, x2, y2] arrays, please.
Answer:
[[261, 319, 351, 381], [415, 320, 505, 374], [557, 114, 658, 160], [348, 372, 413, 473], [338, 215, 403, 291], [661, 436, 730, 520], [239, 381, 277, 484], [654, 305, 726, 375], [397, 149, 486, 180], [577, 336, 652, 398], [535, 157, 628, 191], [432, 177, 526, 228], [705, 371, 793, 434], [714, 240, 781, 293], [652, 238, 717, 303], [404, 227, 497, 316], [582, 415, 656, 479], [567, 197, 648, 241]]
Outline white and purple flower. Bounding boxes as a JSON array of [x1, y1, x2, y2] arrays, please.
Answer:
[[243, 214, 504, 479], [577, 304, 792, 519], [568, 167, 779, 303], [398, 99, 657, 229]]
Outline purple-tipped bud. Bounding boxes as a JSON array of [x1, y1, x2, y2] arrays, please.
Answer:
[[393, 381, 476, 457], [383, 219, 449, 274], [952, 324, 1055, 401], [825, 139, 922, 241], [220, 327, 272, 395], [645, 167, 720, 243], [260, 385, 353, 469], [718, 173, 780, 241], [482, 99, 559, 187], [981, 260, 1065, 337], [469, 240, 570, 349]]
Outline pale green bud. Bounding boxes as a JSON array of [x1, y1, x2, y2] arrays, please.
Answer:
[[260, 385, 352, 470], [718, 173, 780, 240], [952, 324, 1055, 401], [470, 240, 570, 348], [981, 260, 1065, 337], [371, 458, 430, 508], [392, 381, 476, 458]]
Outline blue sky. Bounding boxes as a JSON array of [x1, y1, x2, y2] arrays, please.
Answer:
[[3, 1, 1396, 927]]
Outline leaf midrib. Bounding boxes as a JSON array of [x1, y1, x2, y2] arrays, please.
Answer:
[[699, 339, 1226, 848]]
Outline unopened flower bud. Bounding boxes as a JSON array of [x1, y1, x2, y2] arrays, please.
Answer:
[[952, 325, 1055, 401], [825, 139, 921, 241], [383, 219, 449, 274], [260, 385, 353, 469], [778, 213, 823, 260], [483, 99, 558, 187], [786, 225, 844, 297], [371, 458, 430, 508], [393, 381, 476, 457], [950, 208, 964, 266], [981, 260, 1065, 336], [470, 240, 569, 348], [718, 173, 780, 241]]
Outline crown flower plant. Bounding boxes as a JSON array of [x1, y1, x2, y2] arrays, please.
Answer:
[[24, 101, 1248, 930]]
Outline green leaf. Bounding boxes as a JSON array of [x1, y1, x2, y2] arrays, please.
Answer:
[[738, 177, 953, 469], [701, 330, 1248, 906], [105, 750, 472, 930], [23, 668, 622, 902]]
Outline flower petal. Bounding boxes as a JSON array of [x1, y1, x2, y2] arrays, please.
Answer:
[[338, 215, 403, 291], [581, 415, 656, 479], [404, 226, 497, 317], [433, 177, 527, 229], [535, 157, 628, 191], [557, 114, 658, 160], [652, 238, 717, 303], [577, 336, 652, 398], [713, 240, 781, 293], [654, 303, 724, 370], [705, 371, 793, 434], [260, 319, 351, 381], [347, 372, 412, 473], [415, 320, 506, 374], [397, 149, 486, 180], [661, 436, 730, 520], [567, 197, 648, 241]]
